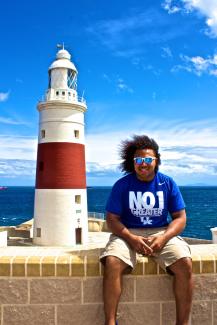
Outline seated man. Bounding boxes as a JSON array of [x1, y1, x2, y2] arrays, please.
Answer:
[[100, 134, 193, 325]]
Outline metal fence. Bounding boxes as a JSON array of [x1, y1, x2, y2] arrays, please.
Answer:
[[88, 212, 105, 220]]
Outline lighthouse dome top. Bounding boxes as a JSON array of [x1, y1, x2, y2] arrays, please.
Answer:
[[49, 49, 77, 73], [56, 49, 71, 60]]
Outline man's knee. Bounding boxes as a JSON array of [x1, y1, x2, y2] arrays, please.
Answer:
[[104, 256, 128, 274], [169, 257, 192, 277]]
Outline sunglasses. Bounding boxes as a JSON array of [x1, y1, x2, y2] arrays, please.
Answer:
[[134, 157, 157, 165]]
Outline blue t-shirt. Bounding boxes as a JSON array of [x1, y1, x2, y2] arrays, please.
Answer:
[[106, 172, 185, 228]]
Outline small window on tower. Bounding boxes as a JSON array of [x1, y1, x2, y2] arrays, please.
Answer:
[[76, 228, 82, 244], [36, 228, 41, 237], [74, 130, 79, 139], [48, 72, 51, 88], [41, 130, 45, 138], [39, 161, 44, 171], [62, 91, 65, 96], [75, 195, 81, 204], [56, 91, 59, 96]]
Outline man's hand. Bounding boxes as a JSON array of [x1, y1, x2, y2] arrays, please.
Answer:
[[145, 235, 167, 253], [128, 234, 153, 256]]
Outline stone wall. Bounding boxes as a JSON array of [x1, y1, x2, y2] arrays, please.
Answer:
[[0, 244, 217, 324]]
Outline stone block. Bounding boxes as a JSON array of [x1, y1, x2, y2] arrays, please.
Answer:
[[121, 276, 135, 302], [0, 257, 11, 276], [191, 301, 212, 325], [57, 304, 104, 325], [192, 257, 201, 274], [86, 256, 100, 276], [56, 256, 70, 277], [136, 275, 173, 302], [27, 257, 41, 276], [0, 279, 28, 304], [213, 301, 217, 325], [83, 277, 103, 303], [193, 274, 217, 300], [30, 278, 81, 304], [144, 258, 158, 274], [161, 302, 176, 325], [201, 255, 215, 273], [132, 260, 143, 275], [132, 255, 145, 275], [118, 303, 160, 325], [83, 276, 134, 303], [70, 256, 85, 276], [12, 257, 26, 276], [41, 257, 55, 276], [3, 305, 55, 325]]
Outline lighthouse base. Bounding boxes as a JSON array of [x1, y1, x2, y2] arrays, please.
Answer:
[[33, 189, 88, 246]]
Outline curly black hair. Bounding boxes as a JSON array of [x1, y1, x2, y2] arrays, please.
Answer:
[[119, 134, 161, 173]]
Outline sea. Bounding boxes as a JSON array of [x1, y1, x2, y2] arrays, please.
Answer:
[[0, 186, 216, 240]]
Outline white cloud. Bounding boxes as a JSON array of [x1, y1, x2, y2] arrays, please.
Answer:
[[172, 53, 217, 76], [0, 135, 37, 160], [102, 74, 111, 83], [85, 117, 217, 184], [0, 91, 9, 102], [116, 78, 134, 93], [0, 159, 36, 178], [163, 0, 217, 37], [0, 116, 31, 126], [161, 46, 173, 58], [0, 117, 217, 184], [184, 0, 217, 37], [160, 145, 217, 177], [86, 8, 188, 58], [162, 0, 182, 14], [102, 74, 134, 93]]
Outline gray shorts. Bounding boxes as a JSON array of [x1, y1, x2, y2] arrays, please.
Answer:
[[100, 228, 191, 272]]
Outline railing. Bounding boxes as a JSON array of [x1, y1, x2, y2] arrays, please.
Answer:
[[38, 93, 86, 105], [77, 96, 86, 104], [88, 212, 105, 220]]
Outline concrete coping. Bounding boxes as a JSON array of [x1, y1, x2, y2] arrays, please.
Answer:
[[0, 219, 216, 277], [0, 241, 216, 277]]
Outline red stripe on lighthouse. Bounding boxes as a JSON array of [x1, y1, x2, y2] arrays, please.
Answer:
[[35, 142, 86, 189]]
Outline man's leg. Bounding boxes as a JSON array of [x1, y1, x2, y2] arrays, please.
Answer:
[[168, 257, 193, 325], [103, 256, 129, 325]]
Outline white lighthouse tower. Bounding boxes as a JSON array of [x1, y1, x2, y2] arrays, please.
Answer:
[[33, 46, 88, 246]]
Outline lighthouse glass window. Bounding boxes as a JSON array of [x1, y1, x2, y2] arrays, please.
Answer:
[[67, 69, 76, 89], [74, 130, 79, 139], [48, 72, 51, 88], [41, 130, 45, 138], [36, 228, 41, 237], [75, 195, 81, 204]]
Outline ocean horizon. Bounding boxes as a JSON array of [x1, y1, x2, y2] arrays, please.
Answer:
[[0, 185, 216, 240]]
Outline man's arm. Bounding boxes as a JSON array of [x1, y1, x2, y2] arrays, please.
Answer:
[[106, 212, 153, 255], [148, 209, 186, 253]]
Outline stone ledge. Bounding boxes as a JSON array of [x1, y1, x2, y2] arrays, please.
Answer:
[[0, 244, 216, 277]]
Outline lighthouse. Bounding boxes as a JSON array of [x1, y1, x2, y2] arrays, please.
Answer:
[[33, 46, 88, 246]]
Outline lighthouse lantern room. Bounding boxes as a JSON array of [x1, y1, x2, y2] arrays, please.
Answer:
[[33, 46, 88, 246]]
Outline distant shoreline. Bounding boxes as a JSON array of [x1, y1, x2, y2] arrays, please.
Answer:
[[0, 185, 217, 188]]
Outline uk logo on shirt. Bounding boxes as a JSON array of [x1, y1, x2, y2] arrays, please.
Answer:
[[129, 191, 164, 225]]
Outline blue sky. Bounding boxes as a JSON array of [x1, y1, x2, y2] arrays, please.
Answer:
[[0, 0, 217, 186]]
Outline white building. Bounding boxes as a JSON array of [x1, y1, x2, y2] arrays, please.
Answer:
[[33, 47, 88, 246]]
